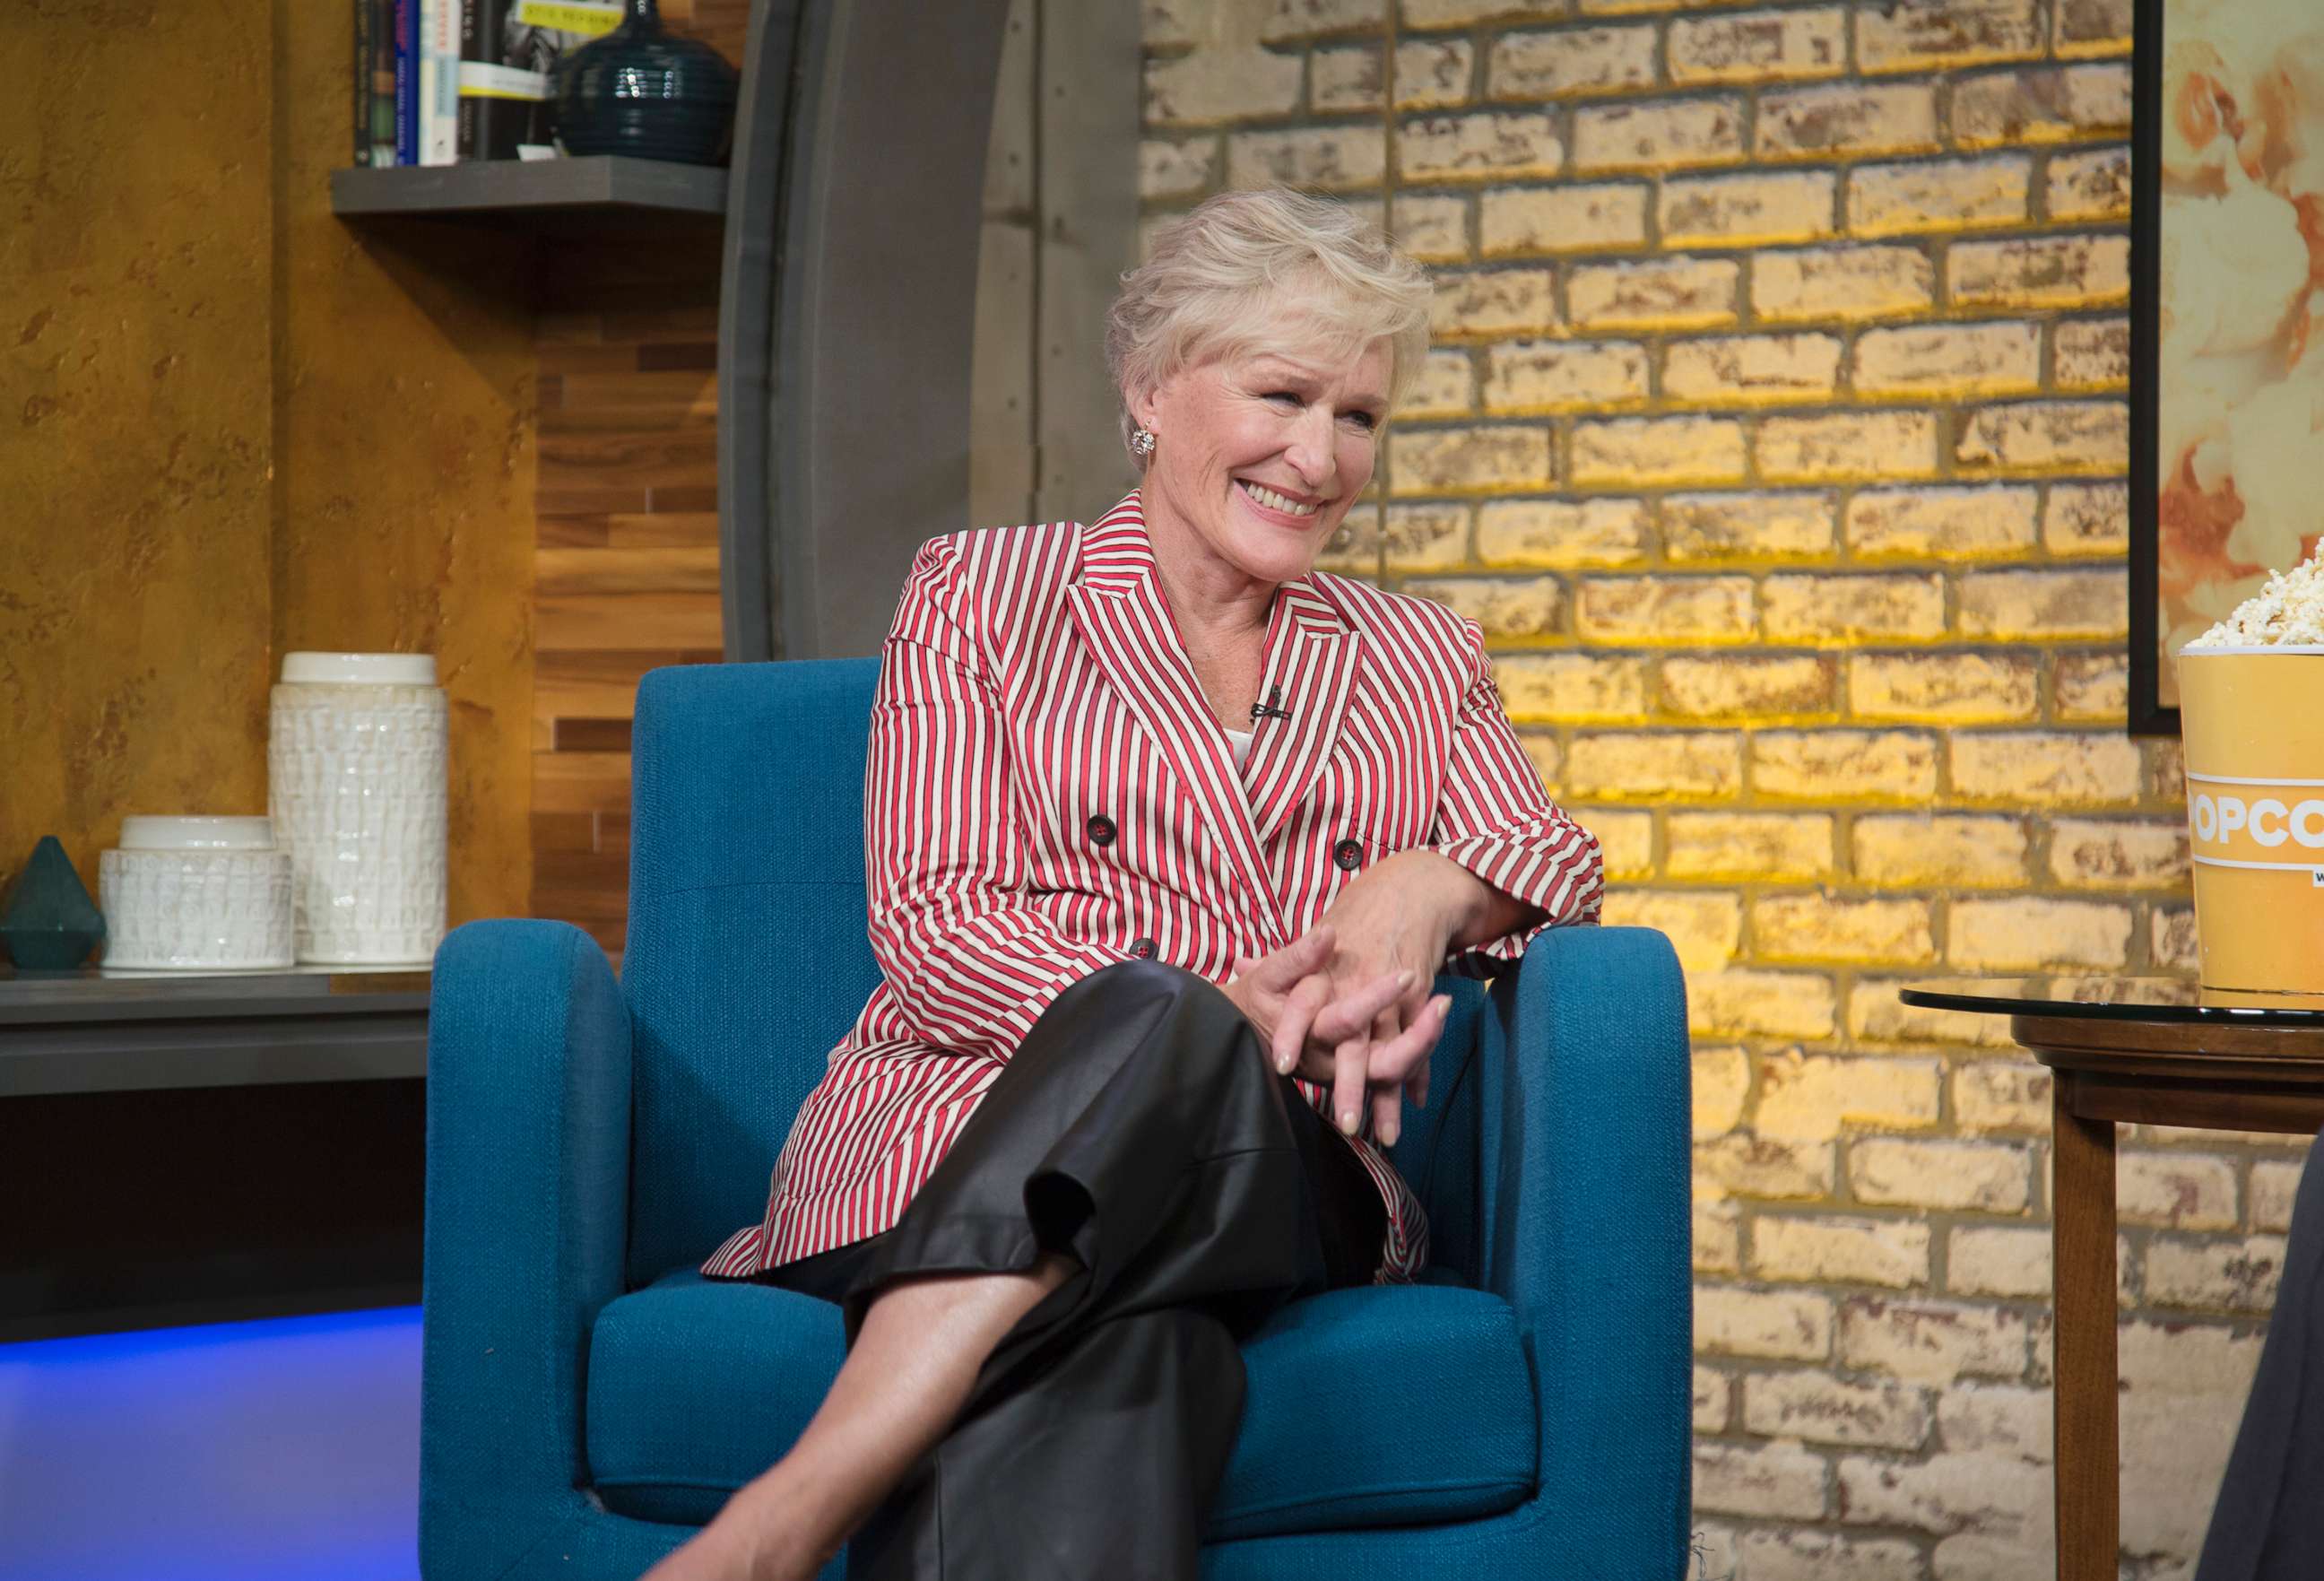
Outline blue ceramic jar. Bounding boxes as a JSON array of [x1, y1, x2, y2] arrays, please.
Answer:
[[554, 0, 738, 166]]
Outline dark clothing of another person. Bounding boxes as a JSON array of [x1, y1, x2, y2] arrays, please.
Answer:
[[2197, 1126, 2324, 1581], [757, 960, 1387, 1581]]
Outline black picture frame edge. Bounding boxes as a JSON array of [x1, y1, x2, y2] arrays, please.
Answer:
[[2128, 0, 2178, 736]]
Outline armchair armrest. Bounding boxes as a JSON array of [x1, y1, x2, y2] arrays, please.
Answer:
[[1476, 925, 1693, 1575], [421, 919, 639, 1577]]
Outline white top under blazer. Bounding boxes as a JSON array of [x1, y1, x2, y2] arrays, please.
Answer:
[[704, 492, 1606, 1282]]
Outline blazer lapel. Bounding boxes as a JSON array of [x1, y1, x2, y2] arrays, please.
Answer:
[[1241, 580, 1362, 847], [1066, 496, 1288, 940]]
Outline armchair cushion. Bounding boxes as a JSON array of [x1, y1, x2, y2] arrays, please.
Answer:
[[586, 1274, 846, 1526], [585, 1273, 1536, 1540], [1209, 1282, 1537, 1541]]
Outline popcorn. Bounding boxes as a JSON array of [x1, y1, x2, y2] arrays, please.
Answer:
[[2185, 548, 2324, 646]]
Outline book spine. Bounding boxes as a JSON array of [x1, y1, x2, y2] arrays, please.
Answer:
[[420, 0, 460, 165], [394, 0, 416, 164], [353, 0, 370, 165], [455, 0, 479, 161], [369, 0, 399, 167]]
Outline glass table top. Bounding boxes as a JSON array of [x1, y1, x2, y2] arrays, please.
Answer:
[[1901, 977, 2324, 1024]]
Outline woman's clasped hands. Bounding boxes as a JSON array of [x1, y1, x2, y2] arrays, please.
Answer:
[[1221, 851, 1480, 1148]]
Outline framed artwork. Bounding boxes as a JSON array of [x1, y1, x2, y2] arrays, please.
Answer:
[[2130, 0, 2324, 734]]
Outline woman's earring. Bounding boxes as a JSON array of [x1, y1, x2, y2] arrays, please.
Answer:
[[1132, 427, 1157, 459]]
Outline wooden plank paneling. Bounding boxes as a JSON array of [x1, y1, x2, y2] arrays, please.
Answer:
[[533, 751, 631, 813], [540, 404, 716, 436], [533, 851, 633, 918], [547, 369, 719, 413], [538, 484, 650, 515], [535, 546, 721, 595], [522, 38, 730, 951], [537, 517, 612, 547], [551, 717, 636, 752], [531, 812, 599, 854], [534, 647, 721, 717], [536, 431, 716, 489], [537, 592, 722, 648], [538, 254, 721, 316], [606, 512, 719, 547], [595, 813, 631, 856], [535, 343, 661, 377]]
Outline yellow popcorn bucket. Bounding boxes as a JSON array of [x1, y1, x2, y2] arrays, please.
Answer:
[[2177, 647, 2324, 1000]]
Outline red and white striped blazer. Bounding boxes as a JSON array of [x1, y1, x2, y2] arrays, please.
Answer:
[[703, 491, 1604, 1282]]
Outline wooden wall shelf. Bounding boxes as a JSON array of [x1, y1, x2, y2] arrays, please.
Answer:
[[331, 157, 728, 231]]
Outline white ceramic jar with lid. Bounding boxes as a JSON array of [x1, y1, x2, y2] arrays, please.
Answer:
[[99, 815, 296, 971], [267, 651, 448, 966]]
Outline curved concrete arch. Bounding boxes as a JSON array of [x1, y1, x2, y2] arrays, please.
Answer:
[[717, 0, 1015, 660]]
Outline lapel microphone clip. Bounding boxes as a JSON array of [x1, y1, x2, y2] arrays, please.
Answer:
[[1251, 685, 1293, 723]]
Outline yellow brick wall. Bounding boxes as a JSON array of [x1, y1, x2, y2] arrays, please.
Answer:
[[1141, 2, 2299, 1573]]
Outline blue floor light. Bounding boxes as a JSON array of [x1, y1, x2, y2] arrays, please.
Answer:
[[0, 1306, 423, 1581]]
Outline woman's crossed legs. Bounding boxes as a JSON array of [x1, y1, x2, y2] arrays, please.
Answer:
[[644, 956, 1397, 1581], [646, 1255, 1079, 1581]]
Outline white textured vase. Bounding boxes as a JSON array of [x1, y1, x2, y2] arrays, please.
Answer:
[[99, 816, 296, 971], [268, 652, 448, 965]]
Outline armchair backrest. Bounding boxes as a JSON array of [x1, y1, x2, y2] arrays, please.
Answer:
[[622, 659, 887, 1283]]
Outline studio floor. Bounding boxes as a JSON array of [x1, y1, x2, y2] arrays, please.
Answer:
[[0, 1306, 423, 1581]]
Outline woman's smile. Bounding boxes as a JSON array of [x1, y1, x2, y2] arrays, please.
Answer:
[[1234, 477, 1326, 524]]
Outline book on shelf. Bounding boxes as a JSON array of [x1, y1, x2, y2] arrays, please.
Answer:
[[421, 0, 461, 164], [394, 0, 418, 165], [357, 0, 621, 167], [361, 0, 396, 166], [353, 0, 369, 164], [458, 0, 614, 161]]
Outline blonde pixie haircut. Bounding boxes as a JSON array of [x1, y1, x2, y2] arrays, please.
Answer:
[[1106, 188, 1434, 463]]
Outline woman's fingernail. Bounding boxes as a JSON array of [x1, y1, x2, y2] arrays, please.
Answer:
[[1340, 1110, 1359, 1135], [1381, 1121, 1399, 1146], [1277, 1053, 1296, 1074]]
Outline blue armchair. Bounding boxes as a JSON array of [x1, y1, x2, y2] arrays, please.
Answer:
[[421, 658, 1693, 1580]]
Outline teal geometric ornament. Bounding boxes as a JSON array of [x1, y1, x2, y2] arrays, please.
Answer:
[[0, 836, 107, 971]]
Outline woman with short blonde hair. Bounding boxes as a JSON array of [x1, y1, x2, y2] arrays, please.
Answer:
[[1106, 187, 1435, 454], [652, 187, 1602, 1581]]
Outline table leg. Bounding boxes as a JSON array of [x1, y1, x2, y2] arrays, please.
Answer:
[[2051, 1070, 2119, 1581]]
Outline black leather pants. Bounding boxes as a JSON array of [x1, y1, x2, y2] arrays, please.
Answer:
[[757, 960, 1387, 1581]]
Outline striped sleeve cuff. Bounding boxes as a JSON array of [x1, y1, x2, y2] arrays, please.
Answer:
[[1435, 815, 1605, 977]]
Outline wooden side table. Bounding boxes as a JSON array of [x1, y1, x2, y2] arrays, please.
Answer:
[[1900, 977, 2324, 1581]]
